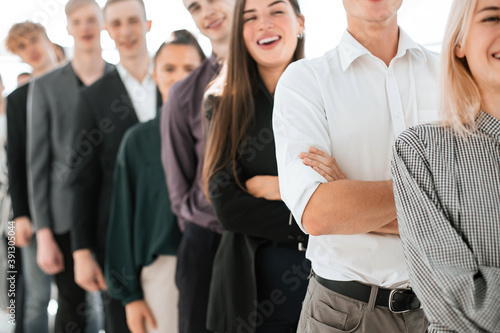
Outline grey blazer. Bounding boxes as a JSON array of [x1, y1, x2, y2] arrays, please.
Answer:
[[27, 62, 114, 234]]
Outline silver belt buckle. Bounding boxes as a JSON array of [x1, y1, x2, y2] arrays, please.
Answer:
[[389, 288, 420, 314]]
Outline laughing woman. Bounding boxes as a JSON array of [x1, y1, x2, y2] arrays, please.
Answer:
[[391, 0, 500, 332], [203, 0, 342, 332]]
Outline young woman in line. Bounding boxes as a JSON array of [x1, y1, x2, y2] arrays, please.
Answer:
[[202, 0, 343, 332], [105, 30, 206, 333], [391, 0, 500, 332]]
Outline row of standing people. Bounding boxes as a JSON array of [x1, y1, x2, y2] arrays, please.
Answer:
[[5, 0, 500, 333]]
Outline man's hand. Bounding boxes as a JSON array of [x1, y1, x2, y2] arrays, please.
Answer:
[[73, 249, 107, 292], [246, 175, 281, 201], [125, 300, 157, 333], [36, 228, 64, 274], [14, 216, 33, 247], [300, 146, 346, 182]]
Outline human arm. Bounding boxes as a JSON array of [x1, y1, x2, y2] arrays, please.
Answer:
[[209, 164, 305, 243], [36, 227, 64, 275], [391, 130, 500, 333], [273, 61, 396, 236], [6, 87, 31, 220], [161, 89, 217, 231], [26, 79, 53, 232], [13, 216, 32, 247], [125, 300, 157, 333], [104, 135, 144, 304]]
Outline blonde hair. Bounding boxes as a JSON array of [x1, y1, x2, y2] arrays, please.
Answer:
[[65, 0, 100, 16], [440, 0, 481, 133], [5, 21, 48, 53]]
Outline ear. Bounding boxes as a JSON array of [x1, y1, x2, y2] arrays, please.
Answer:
[[455, 43, 466, 58], [297, 13, 305, 34], [146, 20, 152, 32]]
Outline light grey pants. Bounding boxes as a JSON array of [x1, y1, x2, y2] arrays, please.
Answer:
[[297, 277, 428, 333]]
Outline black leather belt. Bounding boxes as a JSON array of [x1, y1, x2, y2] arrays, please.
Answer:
[[313, 273, 421, 313]]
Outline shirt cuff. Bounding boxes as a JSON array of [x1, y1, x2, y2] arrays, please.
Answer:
[[279, 159, 325, 233]]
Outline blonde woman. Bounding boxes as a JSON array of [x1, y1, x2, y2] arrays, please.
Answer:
[[391, 0, 500, 332]]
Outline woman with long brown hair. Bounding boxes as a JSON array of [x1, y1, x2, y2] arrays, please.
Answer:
[[202, 0, 342, 332]]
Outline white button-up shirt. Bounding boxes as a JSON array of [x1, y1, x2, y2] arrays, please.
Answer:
[[117, 62, 157, 122], [273, 28, 440, 288]]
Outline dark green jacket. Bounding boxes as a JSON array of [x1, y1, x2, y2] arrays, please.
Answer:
[[105, 115, 182, 305]]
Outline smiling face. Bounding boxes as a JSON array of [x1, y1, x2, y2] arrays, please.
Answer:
[[104, 0, 151, 60], [153, 44, 203, 102], [456, 0, 500, 95], [242, 0, 303, 73], [182, 0, 234, 45], [67, 2, 103, 52]]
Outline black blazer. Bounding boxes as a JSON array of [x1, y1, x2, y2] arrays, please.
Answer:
[[68, 68, 161, 263], [6, 83, 30, 220]]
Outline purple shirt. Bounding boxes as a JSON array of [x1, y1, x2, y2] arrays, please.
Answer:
[[161, 54, 223, 233]]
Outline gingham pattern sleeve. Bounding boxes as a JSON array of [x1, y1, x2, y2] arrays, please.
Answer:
[[391, 114, 500, 333]]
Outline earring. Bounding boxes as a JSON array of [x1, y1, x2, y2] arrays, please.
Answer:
[[296, 32, 304, 39]]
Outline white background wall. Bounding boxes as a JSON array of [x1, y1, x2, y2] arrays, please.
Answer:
[[0, 0, 453, 94]]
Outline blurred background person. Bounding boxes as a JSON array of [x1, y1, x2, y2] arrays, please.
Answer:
[[105, 29, 205, 333], [27, 0, 112, 331], [16, 72, 31, 87], [5, 21, 57, 333], [52, 43, 67, 64]]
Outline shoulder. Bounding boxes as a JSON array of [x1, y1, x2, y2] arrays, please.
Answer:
[[280, 50, 338, 88], [7, 83, 29, 103], [122, 119, 159, 149], [34, 64, 68, 85], [395, 124, 453, 158]]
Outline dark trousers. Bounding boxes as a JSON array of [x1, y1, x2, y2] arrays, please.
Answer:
[[176, 222, 221, 333], [53, 232, 87, 333], [255, 243, 311, 333]]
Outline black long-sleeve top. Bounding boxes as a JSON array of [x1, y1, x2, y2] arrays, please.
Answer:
[[209, 81, 306, 244], [6, 84, 30, 219]]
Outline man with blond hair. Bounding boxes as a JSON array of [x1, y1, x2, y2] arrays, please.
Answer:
[[5, 20, 57, 333], [27, 0, 113, 331], [69, 0, 159, 331]]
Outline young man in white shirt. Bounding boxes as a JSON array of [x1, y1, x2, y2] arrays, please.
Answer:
[[273, 1, 439, 332]]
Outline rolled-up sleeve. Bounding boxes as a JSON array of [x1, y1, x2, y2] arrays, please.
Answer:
[[391, 131, 500, 333], [273, 61, 331, 231]]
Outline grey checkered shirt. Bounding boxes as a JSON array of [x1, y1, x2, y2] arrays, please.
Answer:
[[391, 111, 500, 333]]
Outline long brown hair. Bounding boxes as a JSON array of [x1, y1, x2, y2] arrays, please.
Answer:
[[203, 0, 304, 197]]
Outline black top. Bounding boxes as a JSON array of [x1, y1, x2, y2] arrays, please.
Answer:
[[68, 68, 162, 261], [6, 83, 30, 219], [209, 82, 306, 243], [206, 81, 307, 333]]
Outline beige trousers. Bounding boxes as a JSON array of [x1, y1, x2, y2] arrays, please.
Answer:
[[141, 255, 178, 333], [297, 277, 428, 333]]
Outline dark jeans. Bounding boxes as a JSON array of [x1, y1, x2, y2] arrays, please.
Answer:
[[176, 222, 221, 333], [53, 232, 87, 333], [255, 243, 311, 333]]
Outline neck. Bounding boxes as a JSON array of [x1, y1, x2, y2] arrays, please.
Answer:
[[120, 50, 150, 82], [347, 15, 399, 67], [481, 88, 500, 120], [211, 39, 229, 62], [71, 45, 106, 85], [32, 59, 57, 78], [258, 64, 287, 95]]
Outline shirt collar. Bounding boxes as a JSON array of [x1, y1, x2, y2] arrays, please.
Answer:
[[116, 59, 154, 83], [477, 111, 500, 141], [338, 27, 427, 72]]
